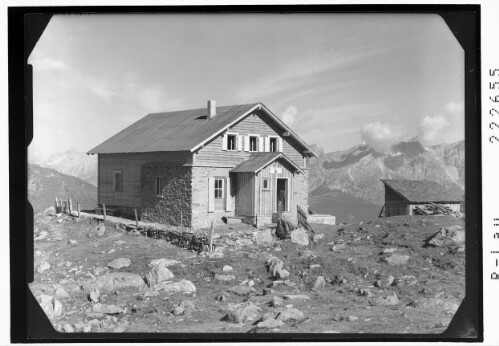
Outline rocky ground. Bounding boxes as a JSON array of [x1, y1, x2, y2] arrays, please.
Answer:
[[30, 210, 465, 334]]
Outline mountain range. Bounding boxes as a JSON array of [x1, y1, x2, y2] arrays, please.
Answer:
[[31, 139, 464, 223], [307, 140, 464, 222], [28, 164, 97, 214]]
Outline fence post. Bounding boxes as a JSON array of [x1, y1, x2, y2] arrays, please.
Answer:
[[68, 199, 72, 215], [209, 221, 214, 253], [63, 201, 67, 214], [103, 204, 106, 221], [278, 201, 282, 221], [54, 197, 58, 213], [180, 211, 183, 229], [134, 209, 139, 229], [77, 202, 81, 217]]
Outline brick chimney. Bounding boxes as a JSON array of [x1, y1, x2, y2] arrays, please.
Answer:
[[208, 100, 216, 119]]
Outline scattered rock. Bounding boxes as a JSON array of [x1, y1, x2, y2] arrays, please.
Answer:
[[346, 315, 358, 322], [309, 264, 321, 269], [371, 293, 399, 306], [425, 227, 465, 247], [253, 229, 274, 246], [312, 233, 325, 242], [235, 239, 254, 246], [408, 298, 459, 312], [331, 243, 346, 251], [382, 248, 397, 254], [283, 294, 310, 301], [276, 307, 305, 322], [216, 293, 228, 302], [360, 289, 373, 298], [114, 240, 127, 246], [38, 295, 62, 319], [88, 288, 100, 303], [227, 285, 255, 296], [266, 256, 284, 278], [34, 231, 48, 241], [222, 265, 233, 272], [92, 303, 123, 314], [37, 261, 51, 274], [173, 300, 195, 316], [62, 323, 74, 333], [149, 258, 181, 267], [54, 287, 69, 299], [68, 239, 78, 246], [256, 318, 285, 329], [154, 279, 197, 294], [92, 267, 108, 276], [381, 254, 410, 266], [225, 302, 261, 323], [145, 263, 174, 287], [270, 296, 283, 307], [96, 224, 106, 237], [276, 269, 289, 279], [82, 272, 146, 292], [375, 275, 395, 288], [107, 258, 131, 270], [290, 228, 309, 246], [215, 274, 236, 282], [312, 276, 327, 291]]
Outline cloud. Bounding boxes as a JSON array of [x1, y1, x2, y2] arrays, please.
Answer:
[[444, 101, 464, 119], [280, 105, 298, 126], [360, 121, 405, 153], [418, 115, 449, 144], [30, 57, 68, 71]]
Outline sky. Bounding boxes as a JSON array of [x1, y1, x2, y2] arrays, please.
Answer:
[[28, 13, 464, 162]]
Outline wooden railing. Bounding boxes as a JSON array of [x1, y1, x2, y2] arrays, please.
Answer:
[[297, 205, 314, 232]]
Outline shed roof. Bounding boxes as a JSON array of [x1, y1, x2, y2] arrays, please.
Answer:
[[230, 152, 303, 174], [88, 102, 317, 156], [381, 179, 463, 203]]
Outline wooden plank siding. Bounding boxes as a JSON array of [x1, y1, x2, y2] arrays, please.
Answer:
[[256, 159, 294, 216], [194, 110, 305, 168], [235, 172, 255, 216], [99, 151, 192, 208]]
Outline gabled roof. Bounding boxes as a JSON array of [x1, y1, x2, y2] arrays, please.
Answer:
[[381, 179, 463, 203], [87, 102, 317, 157], [230, 152, 304, 174]]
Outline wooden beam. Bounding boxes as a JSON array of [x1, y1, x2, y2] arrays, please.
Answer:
[[281, 131, 290, 137]]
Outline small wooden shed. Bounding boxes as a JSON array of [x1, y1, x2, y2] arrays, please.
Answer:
[[380, 179, 463, 217]]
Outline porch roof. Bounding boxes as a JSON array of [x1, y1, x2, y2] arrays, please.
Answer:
[[230, 152, 304, 174]]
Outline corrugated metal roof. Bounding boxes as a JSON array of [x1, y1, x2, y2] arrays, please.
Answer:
[[381, 179, 463, 203], [230, 152, 303, 173], [88, 104, 259, 154], [88, 102, 318, 156]]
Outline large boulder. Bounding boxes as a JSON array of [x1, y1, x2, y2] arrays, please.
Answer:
[[225, 302, 261, 323], [253, 229, 274, 246], [425, 227, 465, 247], [370, 293, 399, 306], [381, 254, 410, 266], [290, 228, 309, 246], [214, 274, 236, 282], [266, 256, 283, 278], [82, 272, 146, 292], [173, 300, 195, 316], [149, 258, 181, 267], [154, 279, 196, 294], [37, 261, 51, 274], [276, 307, 306, 322], [107, 258, 131, 270], [145, 262, 174, 287], [38, 294, 62, 319]]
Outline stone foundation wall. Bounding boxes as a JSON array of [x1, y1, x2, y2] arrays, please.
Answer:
[[293, 170, 309, 215], [140, 166, 192, 227]]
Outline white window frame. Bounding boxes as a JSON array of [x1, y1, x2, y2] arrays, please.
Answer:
[[226, 133, 238, 151], [113, 171, 123, 192], [154, 176, 162, 196], [268, 135, 280, 152], [247, 134, 260, 152], [262, 178, 270, 190]]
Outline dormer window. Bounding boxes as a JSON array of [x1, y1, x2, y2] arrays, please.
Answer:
[[227, 134, 237, 151], [249, 136, 258, 152]]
